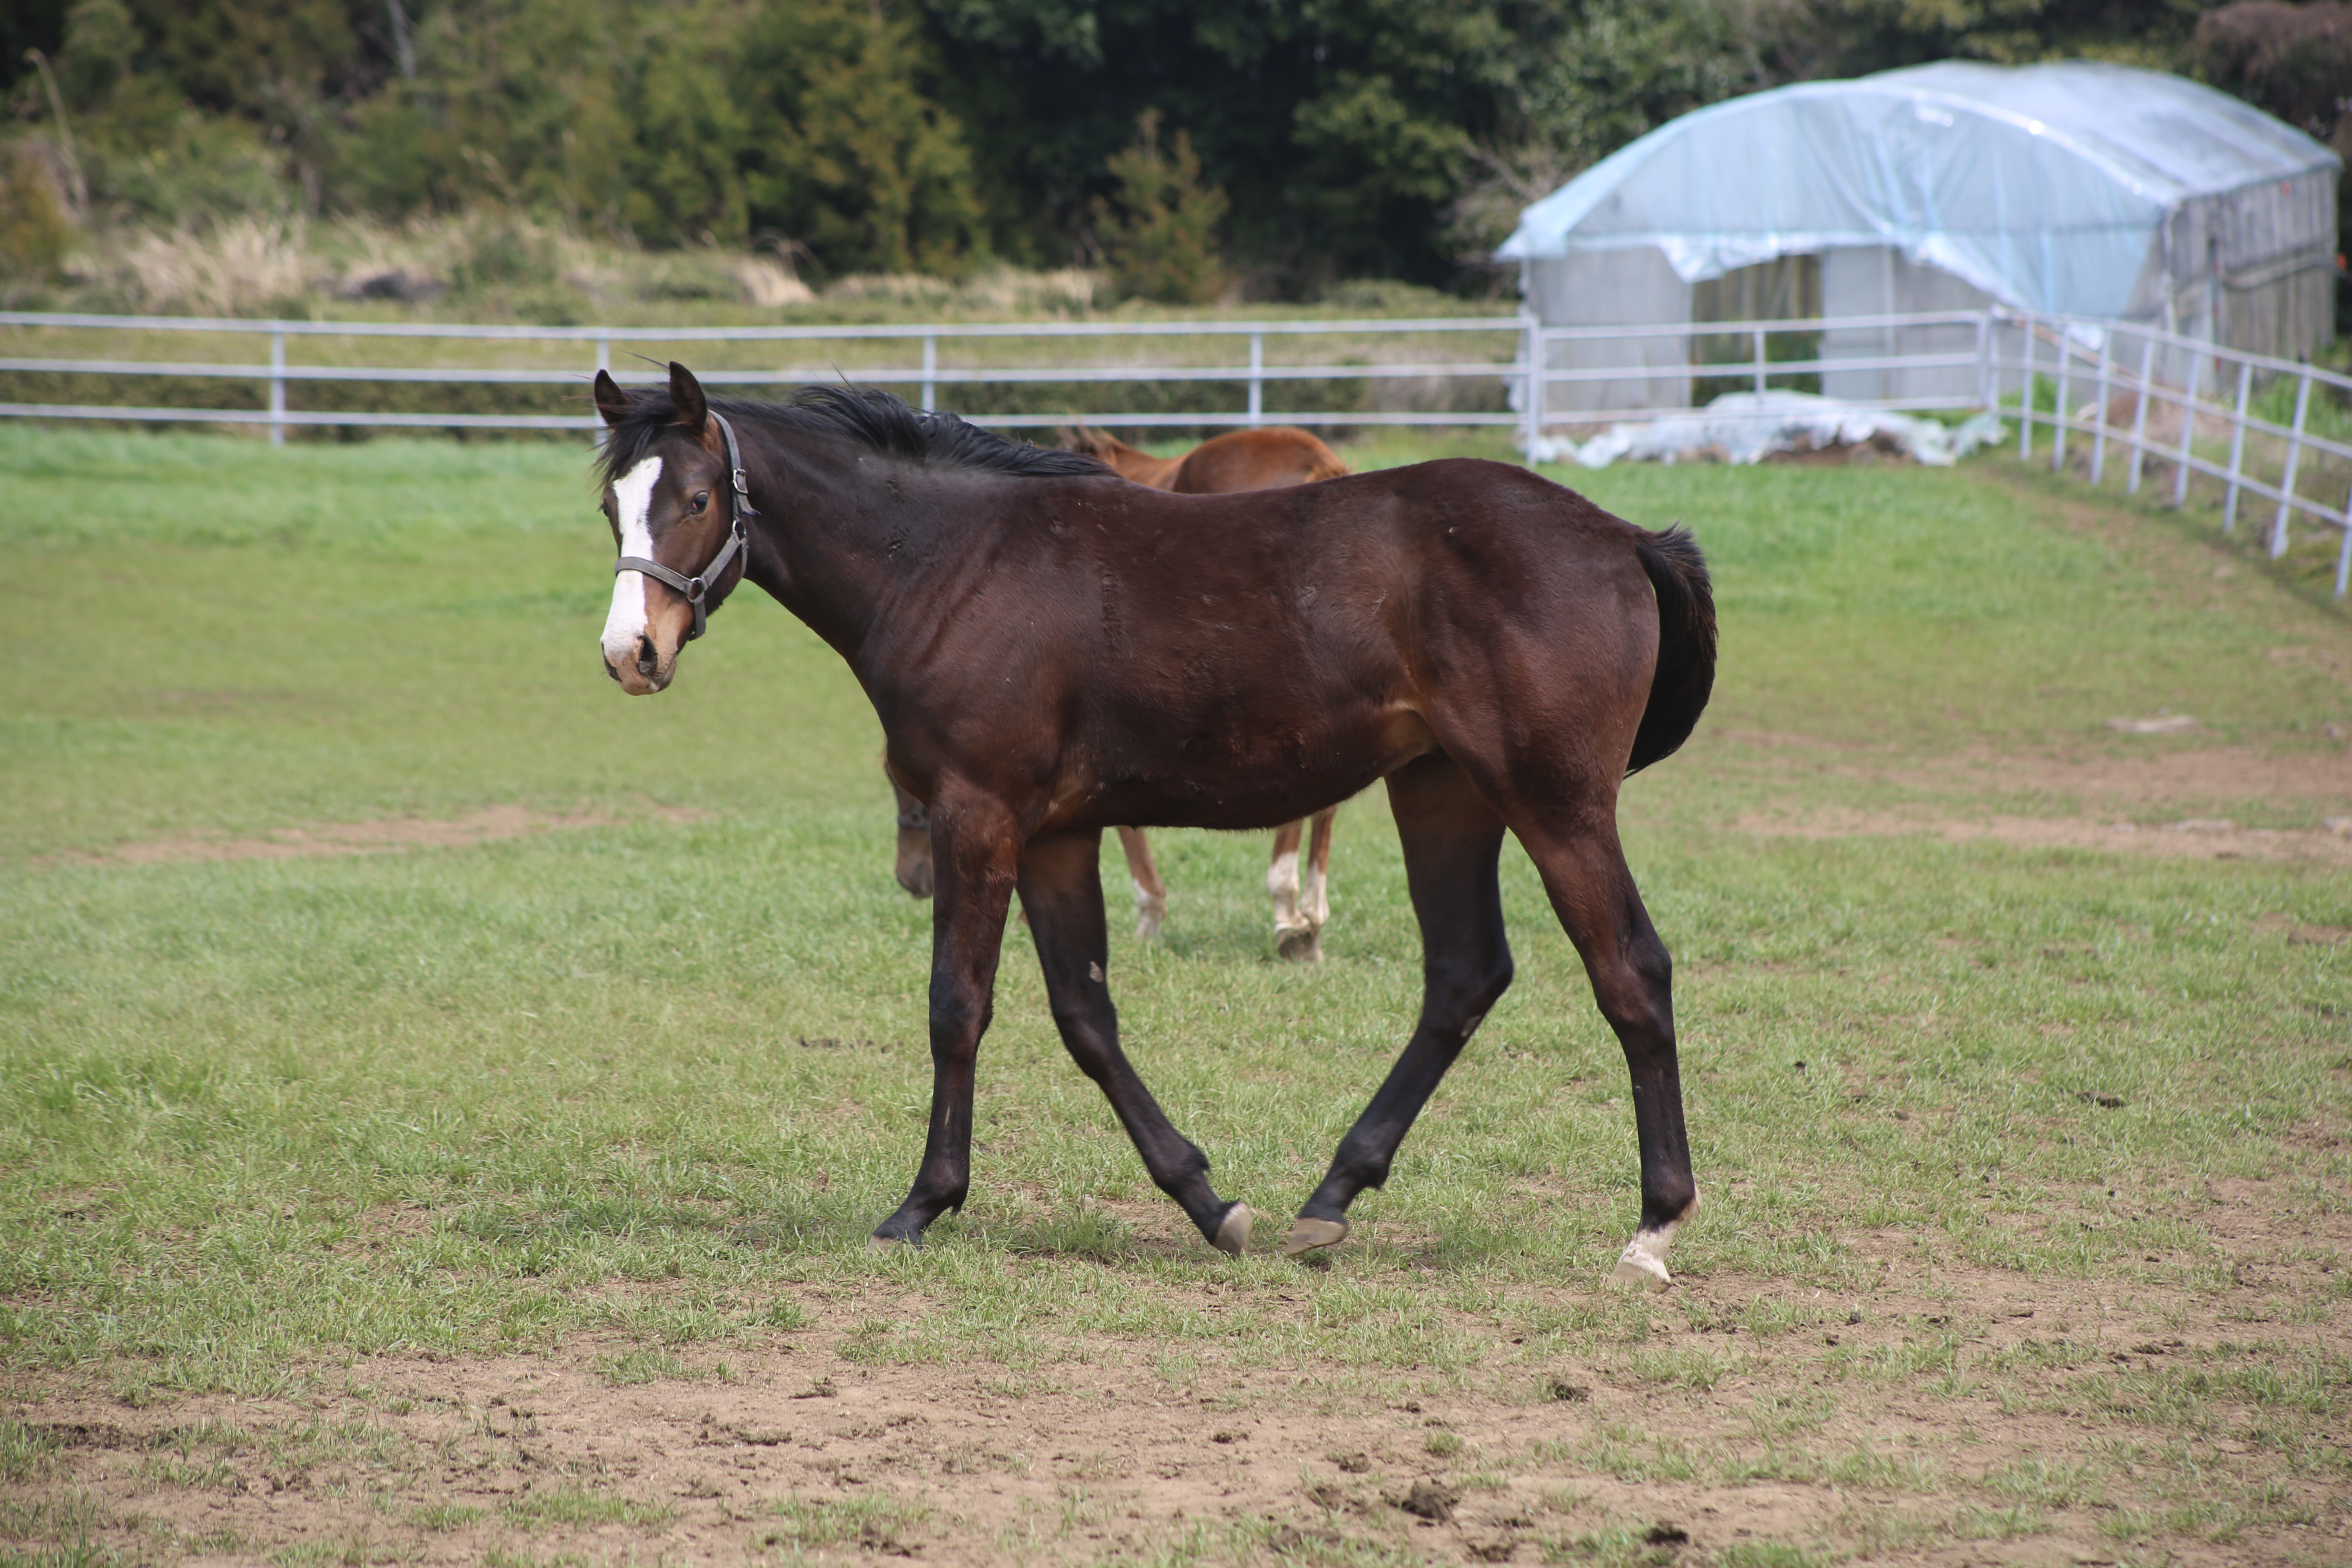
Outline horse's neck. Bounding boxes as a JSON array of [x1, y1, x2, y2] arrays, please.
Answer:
[[742, 437, 900, 657]]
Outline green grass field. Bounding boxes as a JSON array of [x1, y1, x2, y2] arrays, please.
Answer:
[[2, 423, 2348, 1566]]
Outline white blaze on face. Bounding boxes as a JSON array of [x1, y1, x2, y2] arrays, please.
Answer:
[[601, 456, 664, 669]]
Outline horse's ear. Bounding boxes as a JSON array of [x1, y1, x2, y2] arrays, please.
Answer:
[[667, 362, 708, 434], [593, 369, 633, 428]]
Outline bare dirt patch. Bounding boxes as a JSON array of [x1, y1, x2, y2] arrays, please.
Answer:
[[1893, 745, 2352, 812], [1735, 806, 2352, 865], [1710, 728, 2352, 815], [56, 804, 701, 866], [11, 1212, 2348, 1568]]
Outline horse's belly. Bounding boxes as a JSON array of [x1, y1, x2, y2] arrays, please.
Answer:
[[1067, 705, 1434, 831]]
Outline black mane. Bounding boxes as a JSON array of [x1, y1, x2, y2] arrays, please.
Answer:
[[597, 382, 1109, 489]]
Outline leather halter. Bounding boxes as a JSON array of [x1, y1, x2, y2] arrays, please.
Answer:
[[612, 410, 757, 643]]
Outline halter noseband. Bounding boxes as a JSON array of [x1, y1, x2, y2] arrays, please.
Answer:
[[612, 410, 758, 642]]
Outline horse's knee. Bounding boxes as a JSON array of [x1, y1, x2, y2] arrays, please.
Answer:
[[928, 987, 991, 1046]]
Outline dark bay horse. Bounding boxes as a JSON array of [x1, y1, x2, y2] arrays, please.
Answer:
[[892, 422, 1352, 958], [594, 365, 1715, 1287]]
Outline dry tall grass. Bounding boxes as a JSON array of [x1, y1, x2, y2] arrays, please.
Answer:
[[97, 218, 314, 316], [37, 208, 1110, 321], [825, 267, 1101, 314]]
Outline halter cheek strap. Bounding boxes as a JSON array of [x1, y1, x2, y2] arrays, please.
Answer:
[[612, 410, 760, 643]]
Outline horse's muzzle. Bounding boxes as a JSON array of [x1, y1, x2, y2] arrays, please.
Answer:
[[601, 633, 675, 695]]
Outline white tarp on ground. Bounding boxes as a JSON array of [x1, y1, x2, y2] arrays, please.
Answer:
[[1497, 62, 2341, 323], [1533, 391, 2007, 469]]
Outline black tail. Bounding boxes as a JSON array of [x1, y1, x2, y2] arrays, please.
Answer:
[[1628, 525, 1717, 774]]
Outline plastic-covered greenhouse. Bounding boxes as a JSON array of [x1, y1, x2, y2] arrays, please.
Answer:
[[1497, 62, 2342, 413]]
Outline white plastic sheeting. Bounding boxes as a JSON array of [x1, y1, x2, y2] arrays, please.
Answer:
[[1498, 62, 2341, 323], [1532, 392, 2007, 469]]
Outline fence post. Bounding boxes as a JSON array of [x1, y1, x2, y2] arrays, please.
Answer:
[[268, 329, 286, 448], [920, 334, 937, 414], [2271, 370, 2312, 558], [1248, 332, 1264, 428], [1752, 327, 1766, 395], [1522, 318, 1544, 464], [595, 336, 610, 375], [2126, 332, 2154, 494], [2051, 330, 2071, 473], [2089, 340, 2110, 486], [1973, 312, 1991, 408], [2171, 335, 2202, 507], [2337, 477, 2352, 599], [2223, 360, 2252, 532], [2019, 316, 2035, 461]]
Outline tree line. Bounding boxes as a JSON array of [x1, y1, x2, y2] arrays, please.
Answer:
[[1, 0, 2341, 302]]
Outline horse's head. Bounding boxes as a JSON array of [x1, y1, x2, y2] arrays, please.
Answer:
[[595, 362, 748, 695]]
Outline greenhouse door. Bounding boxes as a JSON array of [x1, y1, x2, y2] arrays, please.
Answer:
[[1821, 248, 1988, 403], [1691, 256, 1821, 402]]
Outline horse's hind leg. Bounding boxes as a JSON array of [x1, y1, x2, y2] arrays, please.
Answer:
[[1020, 829, 1249, 1255], [1301, 806, 1338, 946], [1114, 826, 1168, 940], [1288, 755, 1510, 1255], [1515, 822, 1696, 1290], [1268, 820, 1316, 960]]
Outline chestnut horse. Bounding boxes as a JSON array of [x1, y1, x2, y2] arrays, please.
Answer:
[[1062, 425, 1349, 492], [893, 422, 1351, 958], [595, 365, 1715, 1287]]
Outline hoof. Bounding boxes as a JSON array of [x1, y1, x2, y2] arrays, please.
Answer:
[[1211, 1204, 1252, 1257], [868, 1232, 919, 1254], [1607, 1233, 1673, 1292], [1275, 926, 1323, 963], [1285, 1216, 1349, 1257]]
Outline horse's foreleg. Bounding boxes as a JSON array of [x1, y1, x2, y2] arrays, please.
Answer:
[[1020, 830, 1248, 1255], [1517, 822, 1695, 1291], [1288, 757, 1510, 1256], [870, 791, 1019, 1249], [1114, 826, 1167, 940]]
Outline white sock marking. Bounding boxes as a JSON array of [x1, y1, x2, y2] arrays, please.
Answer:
[[1267, 849, 1303, 935], [1300, 863, 1329, 930], [601, 456, 663, 668], [1610, 1221, 1680, 1290]]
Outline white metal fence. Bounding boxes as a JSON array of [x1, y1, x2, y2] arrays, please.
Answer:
[[0, 311, 1532, 437], [3, 305, 2346, 596], [1987, 310, 2352, 597]]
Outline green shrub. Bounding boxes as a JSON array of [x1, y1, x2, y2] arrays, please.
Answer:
[[1092, 111, 1229, 306]]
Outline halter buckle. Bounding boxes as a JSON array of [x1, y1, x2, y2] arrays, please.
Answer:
[[732, 468, 750, 496], [685, 575, 706, 601]]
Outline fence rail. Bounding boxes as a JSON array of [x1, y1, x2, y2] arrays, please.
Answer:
[[0, 306, 2012, 438], [0, 311, 1533, 437], [2, 305, 2346, 596]]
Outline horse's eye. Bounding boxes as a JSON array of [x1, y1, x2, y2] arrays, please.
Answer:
[[689, 492, 709, 514]]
